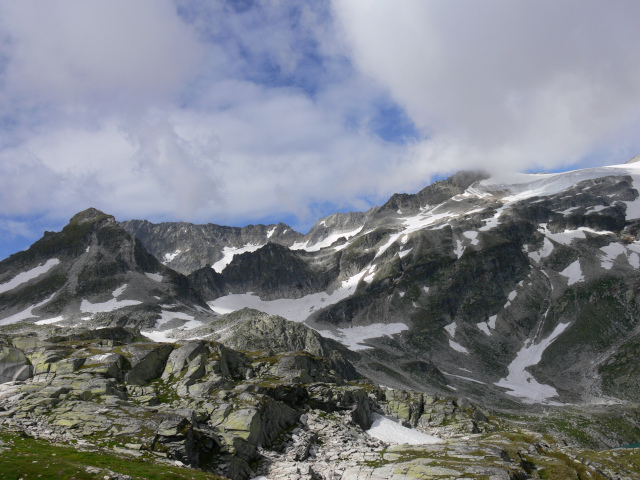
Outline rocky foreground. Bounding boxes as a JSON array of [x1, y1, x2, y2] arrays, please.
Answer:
[[0, 316, 639, 480]]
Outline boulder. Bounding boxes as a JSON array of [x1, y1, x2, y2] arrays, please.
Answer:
[[81, 353, 126, 379], [161, 341, 208, 381], [0, 346, 32, 383], [121, 343, 174, 385]]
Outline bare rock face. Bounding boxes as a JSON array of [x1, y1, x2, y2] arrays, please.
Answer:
[[0, 208, 210, 332], [120, 220, 304, 275]]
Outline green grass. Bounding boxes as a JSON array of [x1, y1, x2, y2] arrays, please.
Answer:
[[0, 430, 224, 480]]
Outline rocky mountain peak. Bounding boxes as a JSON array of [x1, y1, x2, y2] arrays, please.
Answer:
[[68, 207, 115, 227]]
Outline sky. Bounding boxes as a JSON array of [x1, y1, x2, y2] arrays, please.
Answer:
[[1, 0, 640, 260]]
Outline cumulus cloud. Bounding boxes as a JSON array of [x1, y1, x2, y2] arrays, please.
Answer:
[[332, 0, 640, 171]]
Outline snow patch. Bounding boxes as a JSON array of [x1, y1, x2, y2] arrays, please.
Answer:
[[163, 250, 181, 263], [145, 272, 163, 282], [0, 258, 60, 294], [449, 339, 468, 354], [495, 322, 570, 404], [34, 316, 65, 325], [462, 231, 479, 245], [454, 239, 464, 259], [444, 322, 456, 337], [363, 268, 376, 284], [528, 237, 554, 262], [599, 242, 627, 270], [366, 414, 441, 445], [477, 322, 491, 336], [559, 260, 584, 286], [488, 315, 497, 329], [266, 226, 276, 238], [398, 248, 412, 258]]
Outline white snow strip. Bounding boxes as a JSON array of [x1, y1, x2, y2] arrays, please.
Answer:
[[291, 227, 363, 253], [630, 252, 640, 269], [375, 232, 403, 258], [449, 339, 468, 354], [0, 258, 60, 294], [477, 322, 491, 336], [34, 316, 65, 325], [208, 271, 368, 322], [266, 226, 276, 238], [0, 293, 56, 326], [559, 260, 584, 286], [545, 229, 586, 245], [560, 206, 580, 215], [112, 284, 127, 298], [586, 205, 607, 213], [487, 315, 497, 329], [366, 414, 441, 445], [398, 248, 412, 258], [212, 244, 263, 273], [423, 286, 429, 293], [508, 290, 517, 301], [398, 291, 405, 298], [444, 322, 457, 337], [462, 231, 479, 245], [145, 272, 163, 282], [495, 322, 570, 404], [442, 371, 486, 385], [317, 323, 408, 351], [454, 239, 464, 259]]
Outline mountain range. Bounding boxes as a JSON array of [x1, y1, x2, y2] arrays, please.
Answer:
[[2, 159, 640, 479]]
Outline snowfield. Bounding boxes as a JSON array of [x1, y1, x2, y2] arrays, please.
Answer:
[[212, 244, 263, 272], [80, 284, 142, 314], [208, 271, 368, 322]]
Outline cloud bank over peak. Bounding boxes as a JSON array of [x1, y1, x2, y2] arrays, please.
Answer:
[[0, 0, 639, 259]]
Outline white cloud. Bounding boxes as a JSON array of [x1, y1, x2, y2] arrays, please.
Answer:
[[332, 0, 640, 172], [0, 0, 203, 108]]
